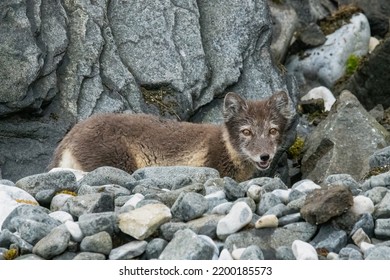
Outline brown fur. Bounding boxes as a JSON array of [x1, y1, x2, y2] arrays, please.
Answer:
[[50, 91, 295, 182]]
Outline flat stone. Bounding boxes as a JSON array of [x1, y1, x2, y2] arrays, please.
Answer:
[[256, 193, 282, 216], [77, 166, 136, 188], [78, 212, 118, 236], [239, 245, 264, 260], [374, 218, 390, 239], [365, 246, 390, 260], [143, 238, 168, 260], [61, 193, 114, 218], [339, 247, 363, 260], [350, 195, 375, 216], [64, 221, 84, 242], [300, 185, 353, 224], [374, 191, 390, 218], [73, 252, 106, 260], [118, 203, 171, 240], [109, 241, 147, 260], [311, 224, 347, 253], [255, 215, 278, 229], [350, 213, 375, 238]]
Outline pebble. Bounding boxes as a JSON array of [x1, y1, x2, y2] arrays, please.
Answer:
[[256, 193, 282, 215], [78, 212, 118, 236], [292, 240, 318, 260], [311, 224, 347, 253], [365, 246, 390, 260], [80, 231, 112, 255], [171, 192, 208, 222], [108, 240, 147, 260], [301, 86, 336, 111], [339, 247, 363, 260], [219, 248, 233, 260], [64, 221, 84, 242], [240, 245, 264, 260], [352, 228, 371, 247], [61, 193, 115, 218], [374, 218, 390, 239], [119, 203, 172, 240], [217, 202, 252, 239], [247, 185, 263, 203], [374, 191, 390, 218], [143, 238, 168, 260], [50, 193, 74, 212], [255, 215, 278, 228]]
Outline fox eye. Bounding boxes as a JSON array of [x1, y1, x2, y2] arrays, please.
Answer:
[[241, 129, 252, 137], [269, 128, 279, 135]]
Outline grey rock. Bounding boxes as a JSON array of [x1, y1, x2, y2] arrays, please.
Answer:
[[275, 246, 295, 260], [300, 185, 353, 225], [256, 193, 282, 216], [350, 213, 375, 238], [186, 214, 223, 239], [53, 252, 78, 260], [78, 184, 131, 198], [78, 212, 118, 236], [73, 252, 106, 260], [271, 222, 318, 250], [32, 227, 70, 259], [15, 170, 76, 197], [14, 254, 45, 260], [0, 229, 33, 254], [365, 246, 390, 260], [171, 192, 208, 222], [143, 238, 168, 260], [109, 241, 148, 260], [264, 203, 294, 218], [80, 231, 113, 255], [223, 177, 246, 201], [364, 187, 389, 204], [145, 183, 205, 208], [374, 218, 390, 239], [239, 245, 264, 260], [339, 247, 363, 260], [311, 224, 348, 253], [61, 193, 114, 218], [323, 174, 362, 196], [235, 197, 256, 213], [369, 146, 390, 169], [2, 205, 60, 245], [77, 167, 136, 189], [362, 172, 390, 192], [159, 229, 215, 260], [301, 91, 390, 183], [374, 191, 390, 218], [278, 213, 302, 226], [160, 222, 188, 241]]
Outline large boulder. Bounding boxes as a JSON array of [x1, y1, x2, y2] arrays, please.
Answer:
[[0, 0, 298, 182], [301, 90, 390, 183]]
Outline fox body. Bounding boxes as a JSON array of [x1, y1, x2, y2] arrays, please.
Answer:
[[50, 91, 295, 181]]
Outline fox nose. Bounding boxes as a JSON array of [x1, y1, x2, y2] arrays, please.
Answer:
[[260, 154, 270, 162]]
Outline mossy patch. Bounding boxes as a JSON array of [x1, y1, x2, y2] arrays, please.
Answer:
[[288, 136, 305, 160], [319, 5, 362, 35], [141, 86, 180, 119], [362, 165, 390, 180], [56, 190, 77, 196], [3, 248, 18, 260], [345, 54, 362, 76]]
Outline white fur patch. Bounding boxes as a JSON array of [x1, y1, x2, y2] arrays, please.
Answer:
[[58, 149, 83, 170]]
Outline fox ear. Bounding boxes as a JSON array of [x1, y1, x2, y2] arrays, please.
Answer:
[[223, 92, 248, 120], [269, 91, 295, 121]]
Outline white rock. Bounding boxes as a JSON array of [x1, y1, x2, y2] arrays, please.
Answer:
[[48, 167, 87, 181], [119, 203, 172, 240], [350, 195, 374, 215], [369, 37, 380, 53], [109, 241, 148, 260], [352, 228, 371, 247], [122, 193, 144, 209], [205, 190, 226, 200], [292, 179, 321, 193], [217, 202, 252, 239], [286, 13, 370, 88], [64, 220, 84, 242], [0, 185, 38, 229], [292, 240, 318, 260], [219, 248, 233, 260], [301, 86, 336, 111], [271, 189, 291, 204], [360, 241, 375, 255], [49, 211, 74, 223], [232, 248, 246, 260], [255, 214, 278, 228], [327, 252, 339, 260], [247, 185, 263, 203], [211, 202, 233, 215], [50, 193, 74, 212]]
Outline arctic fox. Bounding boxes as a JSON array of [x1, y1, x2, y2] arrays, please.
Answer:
[[50, 91, 295, 181]]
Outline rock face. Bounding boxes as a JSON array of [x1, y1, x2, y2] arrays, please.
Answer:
[[0, 0, 297, 182], [301, 90, 390, 183]]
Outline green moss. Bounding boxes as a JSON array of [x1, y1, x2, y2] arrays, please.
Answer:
[[141, 86, 180, 119], [288, 136, 305, 160], [319, 5, 362, 35], [362, 165, 390, 180], [4, 248, 18, 260], [57, 190, 77, 196], [345, 54, 362, 76]]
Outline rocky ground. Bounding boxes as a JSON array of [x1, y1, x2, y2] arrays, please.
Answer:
[[1, 0, 390, 260]]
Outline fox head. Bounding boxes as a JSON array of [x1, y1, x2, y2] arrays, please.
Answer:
[[223, 91, 295, 171]]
